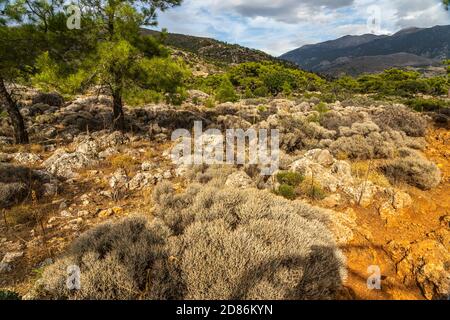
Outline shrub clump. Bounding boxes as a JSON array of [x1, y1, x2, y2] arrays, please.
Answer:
[[158, 184, 346, 300], [276, 171, 304, 186], [0, 290, 21, 300], [30, 183, 346, 300], [372, 105, 428, 137], [275, 184, 297, 200], [383, 157, 441, 190], [28, 217, 175, 300]]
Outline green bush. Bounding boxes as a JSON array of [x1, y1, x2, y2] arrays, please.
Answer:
[[405, 98, 448, 112], [298, 178, 327, 201], [253, 85, 269, 97], [195, 61, 325, 99], [0, 290, 21, 300], [215, 77, 238, 103], [275, 184, 297, 200], [276, 171, 304, 186], [204, 97, 216, 108]]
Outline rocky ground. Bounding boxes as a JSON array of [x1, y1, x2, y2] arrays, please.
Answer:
[[0, 89, 448, 300]]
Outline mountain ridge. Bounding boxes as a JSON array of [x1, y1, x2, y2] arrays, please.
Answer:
[[280, 25, 450, 76]]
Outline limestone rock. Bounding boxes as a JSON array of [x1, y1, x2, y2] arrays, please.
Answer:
[[128, 172, 155, 191], [43, 149, 96, 179], [225, 171, 254, 189]]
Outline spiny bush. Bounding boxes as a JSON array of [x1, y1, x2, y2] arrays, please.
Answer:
[[383, 157, 441, 190], [162, 185, 346, 300], [28, 217, 175, 300], [30, 182, 347, 300], [320, 111, 366, 131], [329, 135, 374, 160], [372, 105, 428, 137]]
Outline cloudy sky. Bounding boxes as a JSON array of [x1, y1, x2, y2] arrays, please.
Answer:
[[152, 0, 450, 56]]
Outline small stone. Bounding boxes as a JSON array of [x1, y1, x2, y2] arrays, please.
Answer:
[[60, 210, 72, 218], [109, 168, 128, 189], [112, 207, 123, 215], [98, 209, 113, 218], [69, 218, 83, 225], [48, 217, 57, 224], [141, 162, 154, 171], [392, 191, 412, 210], [77, 210, 89, 217], [37, 258, 53, 269], [0, 263, 11, 273], [43, 182, 58, 197], [59, 201, 68, 210], [0, 251, 24, 273], [163, 170, 172, 179], [379, 202, 396, 221]]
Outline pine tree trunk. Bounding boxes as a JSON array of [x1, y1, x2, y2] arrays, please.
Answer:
[[112, 89, 125, 131], [0, 77, 29, 144]]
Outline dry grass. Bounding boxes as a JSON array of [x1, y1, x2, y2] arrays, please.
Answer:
[[108, 154, 138, 174], [297, 178, 327, 200], [351, 161, 391, 188]]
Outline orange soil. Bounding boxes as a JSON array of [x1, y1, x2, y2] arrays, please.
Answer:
[[341, 128, 450, 300]]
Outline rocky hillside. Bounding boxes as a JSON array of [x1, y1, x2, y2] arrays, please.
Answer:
[[0, 89, 448, 300], [141, 29, 284, 66], [280, 25, 450, 76]]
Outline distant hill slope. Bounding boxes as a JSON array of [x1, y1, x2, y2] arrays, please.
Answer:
[[141, 29, 281, 66], [280, 25, 450, 76]]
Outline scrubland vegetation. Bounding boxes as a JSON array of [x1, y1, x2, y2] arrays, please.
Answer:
[[0, 0, 449, 302]]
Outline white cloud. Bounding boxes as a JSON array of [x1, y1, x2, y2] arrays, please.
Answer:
[[154, 0, 450, 56]]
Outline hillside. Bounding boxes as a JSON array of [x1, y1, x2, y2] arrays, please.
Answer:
[[280, 25, 450, 76], [141, 29, 281, 66]]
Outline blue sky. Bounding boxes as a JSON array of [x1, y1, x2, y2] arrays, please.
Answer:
[[152, 0, 450, 56]]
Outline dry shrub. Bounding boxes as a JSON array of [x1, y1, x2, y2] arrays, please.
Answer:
[[278, 116, 330, 152], [329, 135, 373, 160], [0, 164, 50, 207], [30, 182, 346, 300], [4, 203, 35, 225], [185, 164, 235, 187], [28, 217, 175, 300], [159, 184, 346, 300], [330, 132, 398, 160], [320, 110, 366, 131], [383, 157, 441, 190], [373, 105, 428, 137]]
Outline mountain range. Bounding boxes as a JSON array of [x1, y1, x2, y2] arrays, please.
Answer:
[[280, 25, 450, 76]]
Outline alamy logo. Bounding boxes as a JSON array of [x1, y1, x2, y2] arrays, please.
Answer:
[[66, 265, 81, 290], [66, 4, 81, 30], [171, 121, 280, 176], [367, 265, 382, 290]]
